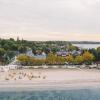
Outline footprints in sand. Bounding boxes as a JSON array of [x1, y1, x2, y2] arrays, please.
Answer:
[[4, 71, 47, 81]]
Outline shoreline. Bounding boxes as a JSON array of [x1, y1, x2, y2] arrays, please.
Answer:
[[0, 81, 100, 91]]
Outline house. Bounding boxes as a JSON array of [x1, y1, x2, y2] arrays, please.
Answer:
[[26, 48, 34, 57], [56, 51, 69, 57], [33, 52, 46, 59], [26, 48, 46, 59], [56, 50, 82, 57], [7, 56, 22, 69], [71, 50, 82, 56]]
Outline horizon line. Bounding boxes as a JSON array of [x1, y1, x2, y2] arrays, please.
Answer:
[[0, 37, 100, 42]]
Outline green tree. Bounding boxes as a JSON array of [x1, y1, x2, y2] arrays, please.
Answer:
[[0, 48, 6, 64], [3, 44, 10, 51], [11, 44, 18, 51], [96, 47, 100, 61], [97, 47, 100, 52], [68, 45, 77, 51], [18, 46, 27, 53], [0, 48, 5, 56], [42, 47, 50, 54]]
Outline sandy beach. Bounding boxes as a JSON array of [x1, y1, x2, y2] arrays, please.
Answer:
[[0, 68, 100, 90]]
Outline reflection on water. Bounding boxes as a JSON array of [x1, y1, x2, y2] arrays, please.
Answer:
[[0, 89, 100, 100]]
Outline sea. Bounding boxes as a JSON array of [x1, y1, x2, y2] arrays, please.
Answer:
[[0, 88, 100, 100], [72, 44, 100, 49]]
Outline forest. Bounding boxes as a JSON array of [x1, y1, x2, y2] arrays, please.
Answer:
[[0, 38, 100, 65]]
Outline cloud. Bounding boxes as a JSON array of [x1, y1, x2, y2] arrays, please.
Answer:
[[0, 0, 100, 41]]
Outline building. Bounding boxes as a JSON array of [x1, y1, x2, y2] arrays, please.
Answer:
[[26, 48, 46, 59], [56, 51, 69, 57], [71, 50, 82, 56]]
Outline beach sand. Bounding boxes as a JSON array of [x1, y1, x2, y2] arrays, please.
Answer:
[[0, 68, 100, 91]]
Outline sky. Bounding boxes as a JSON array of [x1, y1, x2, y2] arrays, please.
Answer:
[[0, 0, 100, 41]]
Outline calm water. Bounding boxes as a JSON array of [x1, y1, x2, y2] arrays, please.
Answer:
[[1, 89, 100, 100], [72, 44, 100, 49]]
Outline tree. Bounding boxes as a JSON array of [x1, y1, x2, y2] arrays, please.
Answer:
[[83, 51, 94, 64], [51, 47, 59, 54], [42, 47, 50, 54], [10, 38, 15, 41], [0, 48, 5, 57], [74, 55, 84, 65], [18, 46, 27, 53], [46, 53, 56, 65], [32, 47, 37, 54], [97, 47, 100, 52], [0, 48, 6, 64], [17, 54, 30, 65], [66, 55, 74, 64], [68, 45, 77, 51], [32, 59, 45, 65], [89, 48, 99, 61], [11, 44, 18, 51], [55, 56, 65, 65], [3, 44, 10, 51], [96, 47, 100, 61]]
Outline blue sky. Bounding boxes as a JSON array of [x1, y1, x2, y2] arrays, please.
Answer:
[[0, 0, 100, 41]]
